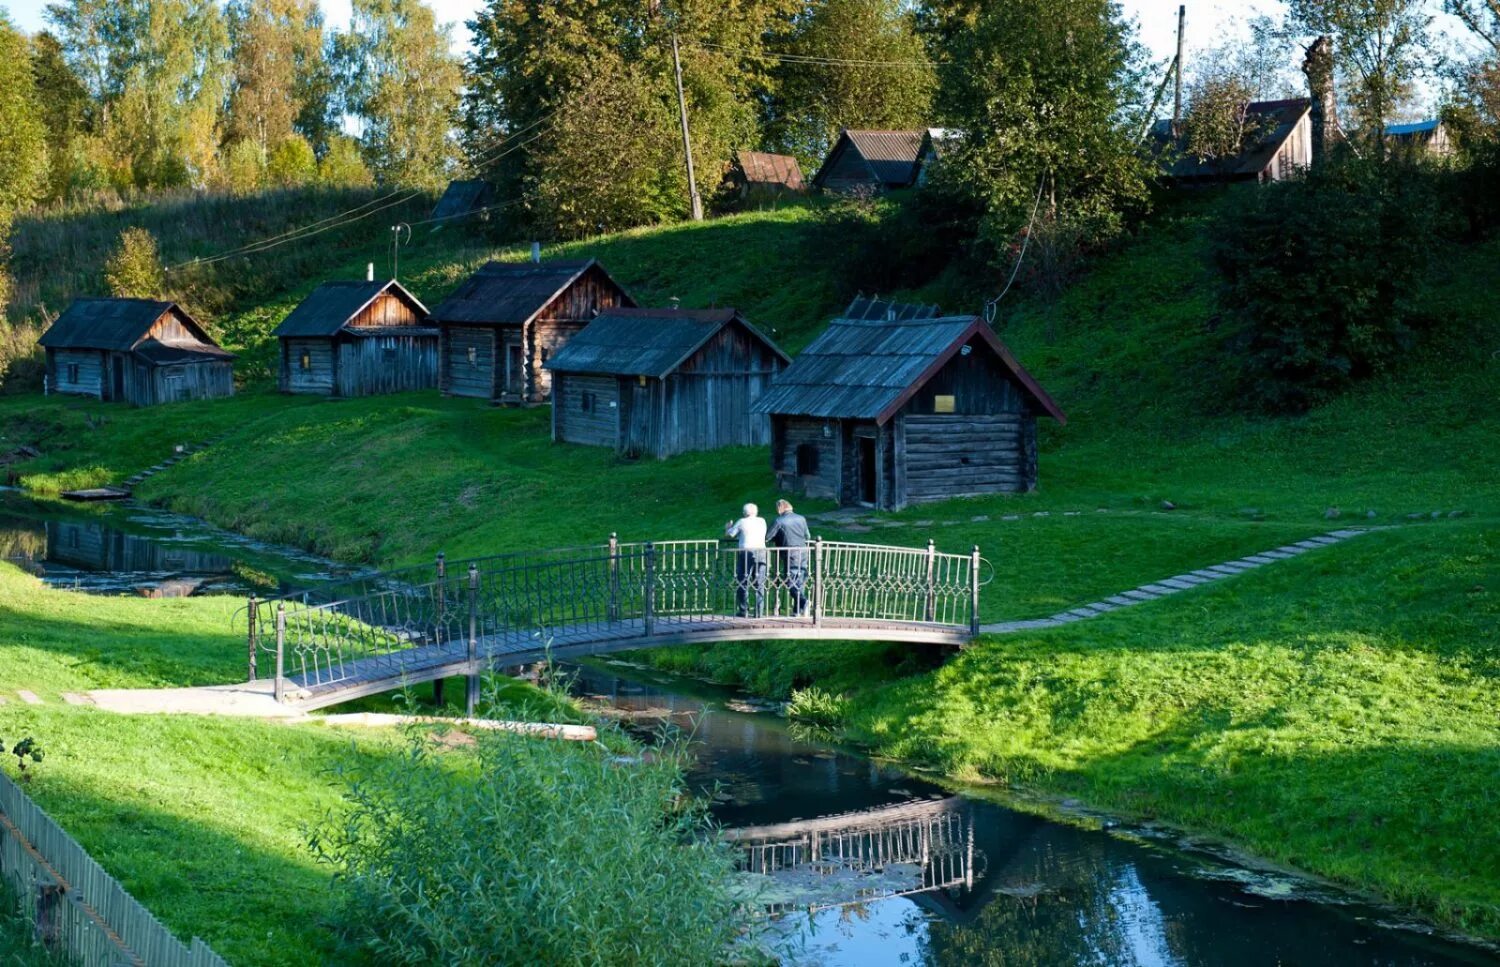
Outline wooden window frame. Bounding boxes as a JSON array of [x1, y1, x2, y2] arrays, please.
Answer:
[[66, 363, 80, 383], [933, 394, 956, 414], [299, 352, 312, 372]]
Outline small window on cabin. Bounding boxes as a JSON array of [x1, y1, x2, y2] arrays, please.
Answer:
[[581, 392, 595, 414], [933, 394, 956, 414], [795, 443, 820, 476], [66, 363, 80, 383], [467, 346, 478, 366], [299, 352, 312, 372], [380, 336, 397, 359]]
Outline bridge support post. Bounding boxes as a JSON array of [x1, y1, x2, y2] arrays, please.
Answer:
[[969, 546, 981, 637], [643, 542, 656, 637], [273, 602, 286, 704], [435, 552, 447, 626], [247, 594, 258, 682], [432, 678, 445, 707], [811, 537, 824, 626], [466, 563, 480, 716], [608, 532, 620, 622], [925, 540, 936, 623]]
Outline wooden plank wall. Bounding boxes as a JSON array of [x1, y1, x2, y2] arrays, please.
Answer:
[[351, 293, 422, 328], [772, 416, 841, 500], [336, 335, 439, 397], [443, 326, 494, 398], [554, 374, 620, 447], [901, 414, 1029, 502], [47, 349, 104, 398], [283, 338, 336, 394], [148, 361, 234, 405]]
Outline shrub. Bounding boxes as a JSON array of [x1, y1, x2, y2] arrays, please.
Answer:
[[318, 137, 374, 188], [312, 719, 744, 966], [266, 135, 317, 189], [104, 227, 166, 299], [1212, 159, 1444, 412], [0, 318, 43, 392], [785, 686, 851, 728]]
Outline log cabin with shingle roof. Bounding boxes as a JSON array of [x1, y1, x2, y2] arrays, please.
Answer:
[[754, 298, 1065, 510], [429, 257, 635, 404], [546, 307, 789, 459], [722, 150, 805, 204], [39, 298, 234, 406], [273, 279, 434, 396], [811, 129, 945, 192], [1153, 99, 1313, 184]]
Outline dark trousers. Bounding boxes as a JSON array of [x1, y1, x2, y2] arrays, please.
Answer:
[[786, 559, 809, 616], [735, 550, 767, 617]]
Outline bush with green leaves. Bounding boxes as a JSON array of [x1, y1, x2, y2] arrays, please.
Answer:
[[1212, 159, 1444, 412], [311, 720, 744, 966]]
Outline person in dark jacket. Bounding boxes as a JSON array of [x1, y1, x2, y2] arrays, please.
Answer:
[[766, 499, 811, 617]]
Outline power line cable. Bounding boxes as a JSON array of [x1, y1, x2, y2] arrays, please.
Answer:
[[682, 39, 934, 69], [983, 176, 1046, 325]]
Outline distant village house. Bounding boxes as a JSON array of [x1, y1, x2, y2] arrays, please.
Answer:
[[755, 298, 1065, 511], [1385, 120, 1452, 158], [430, 179, 494, 222], [39, 298, 234, 406], [273, 279, 434, 397], [811, 129, 947, 193], [546, 307, 789, 459], [1154, 98, 1313, 185], [722, 151, 805, 204], [429, 258, 634, 405]]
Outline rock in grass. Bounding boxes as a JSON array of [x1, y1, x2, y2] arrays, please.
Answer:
[[1324, 507, 1341, 520], [1161, 500, 1176, 511]]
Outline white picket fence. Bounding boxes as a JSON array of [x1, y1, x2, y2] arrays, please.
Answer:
[[0, 769, 229, 966]]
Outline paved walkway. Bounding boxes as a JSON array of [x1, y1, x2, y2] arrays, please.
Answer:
[[978, 528, 1370, 634]]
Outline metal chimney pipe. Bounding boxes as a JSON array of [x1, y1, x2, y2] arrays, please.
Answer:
[[366, 262, 374, 282]]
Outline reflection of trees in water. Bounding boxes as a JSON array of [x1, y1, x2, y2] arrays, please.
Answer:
[[0, 519, 46, 565]]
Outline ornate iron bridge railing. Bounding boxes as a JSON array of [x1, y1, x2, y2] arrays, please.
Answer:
[[245, 538, 986, 707]]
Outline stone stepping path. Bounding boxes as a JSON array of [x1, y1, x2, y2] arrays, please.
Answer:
[[119, 432, 231, 491], [979, 529, 1370, 635]]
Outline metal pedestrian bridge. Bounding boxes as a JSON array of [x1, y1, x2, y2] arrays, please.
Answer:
[[245, 538, 987, 711]]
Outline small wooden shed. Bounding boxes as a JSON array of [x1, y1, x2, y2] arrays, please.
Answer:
[[722, 151, 805, 203], [810, 129, 942, 192], [430, 258, 635, 404], [546, 307, 790, 459], [39, 298, 234, 406], [1386, 120, 1453, 158], [1154, 99, 1313, 184], [754, 299, 1065, 510], [430, 179, 494, 221], [273, 279, 434, 397]]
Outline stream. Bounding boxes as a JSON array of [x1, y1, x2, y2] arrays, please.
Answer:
[[2, 491, 1495, 966]]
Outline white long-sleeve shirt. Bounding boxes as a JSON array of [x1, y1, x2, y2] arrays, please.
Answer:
[[726, 515, 767, 550]]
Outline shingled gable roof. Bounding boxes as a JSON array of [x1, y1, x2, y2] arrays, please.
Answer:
[[272, 280, 428, 338], [427, 258, 634, 326], [430, 179, 493, 220], [754, 312, 1064, 425], [546, 307, 789, 379], [734, 151, 804, 189], [38, 298, 232, 359], [813, 129, 928, 188], [1154, 98, 1311, 181]]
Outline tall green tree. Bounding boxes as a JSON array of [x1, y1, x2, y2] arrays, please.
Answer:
[[224, 0, 332, 157], [1286, 0, 1432, 139], [0, 13, 49, 311], [767, 0, 936, 167], [920, 0, 1154, 269], [463, 0, 795, 235], [28, 32, 93, 201], [46, 0, 229, 189], [104, 227, 166, 298], [334, 0, 462, 188]]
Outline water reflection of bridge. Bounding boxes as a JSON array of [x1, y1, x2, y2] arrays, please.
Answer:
[[726, 797, 980, 913]]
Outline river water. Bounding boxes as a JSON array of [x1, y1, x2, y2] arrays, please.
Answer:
[[3, 492, 1495, 966]]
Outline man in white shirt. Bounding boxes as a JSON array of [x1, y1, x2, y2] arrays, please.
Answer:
[[725, 503, 768, 617]]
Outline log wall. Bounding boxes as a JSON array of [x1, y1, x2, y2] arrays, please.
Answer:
[[553, 374, 620, 447], [335, 334, 440, 397]]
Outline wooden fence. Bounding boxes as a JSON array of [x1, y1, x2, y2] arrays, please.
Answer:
[[0, 769, 229, 967]]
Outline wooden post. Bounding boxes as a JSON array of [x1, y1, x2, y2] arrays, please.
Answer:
[[466, 563, 480, 716], [608, 532, 620, 622], [969, 546, 981, 637], [274, 602, 286, 704], [924, 540, 936, 623], [643, 542, 656, 637], [1171, 5, 1186, 137], [435, 552, 447, 625], [812, 537, 825, 626], [246, 593, 258, 682], [671, 34, 704, 221], [433, 678, 446, 708]]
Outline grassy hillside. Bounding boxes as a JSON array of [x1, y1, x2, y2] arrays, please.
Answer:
[[0, 189, 1497, 943]]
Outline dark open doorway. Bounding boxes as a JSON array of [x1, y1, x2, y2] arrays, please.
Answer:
[[857, 436, 877, 505]]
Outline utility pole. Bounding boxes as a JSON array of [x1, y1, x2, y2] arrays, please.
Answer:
[[1171, 4, 1186, 137], [671, 34, 704, 222], [389, 223, 410, 281]]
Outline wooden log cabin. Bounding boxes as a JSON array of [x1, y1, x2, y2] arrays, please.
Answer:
[[39, 298, 234, 406], [429, 258, 634, 404], [810, 129, 943, 192], [546, 307, 790, 459], [273, 279, 435, 396], [754, 299, 1066, 510]]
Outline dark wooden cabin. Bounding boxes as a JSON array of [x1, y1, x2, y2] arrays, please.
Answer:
[[546, 307, 790, 459], [810, 129, 942, 192], [39, 298, 234, 406], [430, 258, 634, 404], [722, 151, 804, 205], [1152, 99, 1313, 184], [430, 179, 494, 221], [273, 279, 435, 397], [754, 299, 1066, 510]]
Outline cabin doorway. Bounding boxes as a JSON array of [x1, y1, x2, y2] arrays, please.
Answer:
[[856, 436, 877, 505], [110, 358, 125, 401], [504, 343, 525, 396]]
